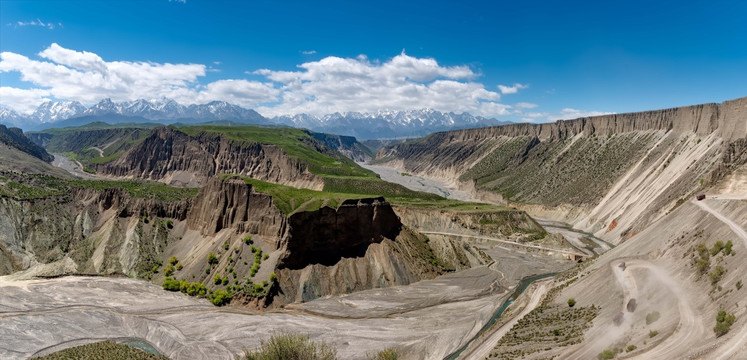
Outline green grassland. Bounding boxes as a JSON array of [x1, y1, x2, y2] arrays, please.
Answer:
[[28, 122, 154, 165], [227, 175, 509, 215], [0, 172, 197, 201], [178, 125, 374, 178]]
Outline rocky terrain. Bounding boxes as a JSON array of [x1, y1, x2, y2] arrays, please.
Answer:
[[96, 126, 324, 189], [372, 97, 747, 359]]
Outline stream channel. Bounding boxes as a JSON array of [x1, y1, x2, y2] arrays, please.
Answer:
[[359, 163, 606, 360]]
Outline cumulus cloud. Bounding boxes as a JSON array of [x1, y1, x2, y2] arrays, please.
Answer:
[[498, 83, 528, 94], [0, 44, 516, 118], [0, 43, 278, 112], [0, 87, 50, 113], [254, 52, 506, 117]]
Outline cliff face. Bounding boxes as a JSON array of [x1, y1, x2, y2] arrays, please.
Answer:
[[97, 127, 323, 189], [309, 131, 372, 161], [277, 197, 401, 269], [0, 125, 54, 162], [1, 175, 488, 306], [186, 178, 285, 238], [376, 97, 747, 244]]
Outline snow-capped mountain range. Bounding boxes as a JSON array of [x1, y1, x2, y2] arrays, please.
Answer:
[[0, 98, 510, 138], [271, 109, 512, 139]]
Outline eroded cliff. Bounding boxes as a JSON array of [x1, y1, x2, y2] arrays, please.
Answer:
[[97, 127, 323, 189]]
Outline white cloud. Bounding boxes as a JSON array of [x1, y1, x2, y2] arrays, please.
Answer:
[[301, 50, 317, 55], [254, 52, 505, 117], [498, 83, 528, 94], [514, 102, 538, 109], [0, 45, 518, 118], [0, 87, 50, 113], [550, 108, 615, 120], [14, 19, 59, 30]]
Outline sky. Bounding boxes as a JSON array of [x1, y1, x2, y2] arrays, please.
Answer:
[[1, 0, 745, 122]]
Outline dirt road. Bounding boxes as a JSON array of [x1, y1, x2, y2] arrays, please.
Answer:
[[420, 231, 588, 258], [461, 281, 550, 360], [693, 198, 747, 359]]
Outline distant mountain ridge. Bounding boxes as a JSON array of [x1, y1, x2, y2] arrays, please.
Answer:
[[271, 108, 512, 139], [1, 98, 511, 138], [0, 98, 266, 131]]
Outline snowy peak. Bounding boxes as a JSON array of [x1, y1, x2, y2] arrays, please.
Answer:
[[31, 101, 86, 123], [271, 109, 510, 139]]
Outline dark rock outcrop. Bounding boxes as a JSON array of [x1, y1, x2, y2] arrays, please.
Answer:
[[0, 124, 54, 162], [277, 197, 401, 270]]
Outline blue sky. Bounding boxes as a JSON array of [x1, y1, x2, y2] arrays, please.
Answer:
[[1, 0, 745, 121]]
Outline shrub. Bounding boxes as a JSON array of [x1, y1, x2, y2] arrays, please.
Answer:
[[567, 298, 576, 307], [244, 234, 253, 245], [214, 274, 222, 285], [737, 280, 743, 290], [598, 348, 618, 360], [711, 241, 725, 256], [241, 333, 337, 360], [210, 289, 232, 306], [224, 241, 230, 251], [649, 330, 658, 338], [222, 276, 229, 286], [710, 266, 725, 284], [626, 345, 637, 352], [207, 252, 218, 265], [164, 264, 175, 277], [263, 253, 269, 260], [234, 246, 240, 253], [206, 268, 211, 274], [169, 256, 179, 266], [368, 347, 398, 360], [645, 311, 660, 325], [714, 310, 736, 337], [176, 262, 183, 271], [166, 219, 173, 229], [270, 273, 277, 282], [162, 277, 180, 291], [724, 240, 733, 255]]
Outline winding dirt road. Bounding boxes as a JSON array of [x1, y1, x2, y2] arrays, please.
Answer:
[[420, 231, 589, 258], [461, 281, 550, 360], [693, 198, 747, 359]]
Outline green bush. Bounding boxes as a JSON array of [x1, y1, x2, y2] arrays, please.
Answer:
[[222, 276, 229, 286], [598, 348, 619, 360], [270, 273, 277, 282], [210, 289, 232, 306], [163, 264, 175, 277], [244, 234, 253, 245], [214, 274, 222, 285], [714, 310, 736, 337], [649, 330, 658, 338], [724, 240, 733, 255], [710, 265, 726, 284], [737, 280, 743, 290], [711, 241, 725, 256], [626, 345, 637, 352], [645, 311, 660, 325], [168, 256, 178, 266], [241, 333, 337, 360], [162, 277, 180, 291], [368, 348, 398, 360], [207, 252, 218, 265], [567, 298, 576, 307]]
